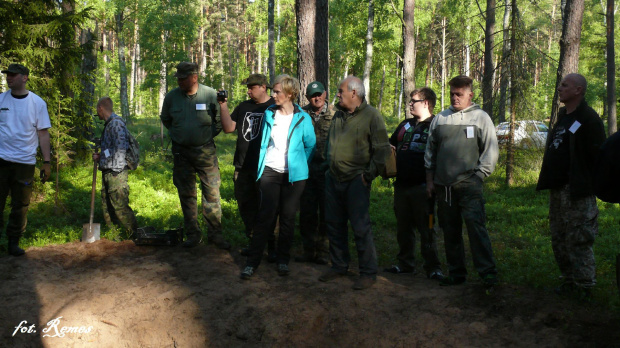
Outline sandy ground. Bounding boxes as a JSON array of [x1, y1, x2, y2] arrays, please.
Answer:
[[0, 239, 619, 348]]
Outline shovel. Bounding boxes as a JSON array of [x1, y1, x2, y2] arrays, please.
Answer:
[[82, 149, 100, 243]]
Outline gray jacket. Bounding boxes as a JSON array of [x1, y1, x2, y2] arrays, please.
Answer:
[[424, 103, 498, 186]]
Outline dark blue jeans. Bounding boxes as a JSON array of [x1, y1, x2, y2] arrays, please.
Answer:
[[325, 172, 378, 277], [436, 175, 497, 278], [246, 167, 305, 268]]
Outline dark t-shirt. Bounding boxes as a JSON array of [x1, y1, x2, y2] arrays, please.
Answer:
[[389, 117, 432, 187], [231, 97, 274, 171], [542, 113, 574, 188]]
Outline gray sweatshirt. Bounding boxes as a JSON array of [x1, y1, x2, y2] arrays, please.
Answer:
[[424, 103, 498, 186]]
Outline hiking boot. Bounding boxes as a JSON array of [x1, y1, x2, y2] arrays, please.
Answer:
[[295, 251, 316, 263], [278, 264, 290, 276], [481, 273, 499, 287], [428, 270, 445, 281], [319, 269, 346, 282], [8, 237, 25, 256], [208, 235, 231, 250], [182, 235, 202, 248], [440, 275, 466, 286], [352, 276, 376, 290], [383, 265, 415, 274], [240, 266, 255, 280]]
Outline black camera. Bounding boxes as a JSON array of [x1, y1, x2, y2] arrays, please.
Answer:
[[217, 90, 228, 101]]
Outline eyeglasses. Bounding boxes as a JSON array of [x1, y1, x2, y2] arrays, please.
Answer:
[[409, 99, 425, 104]]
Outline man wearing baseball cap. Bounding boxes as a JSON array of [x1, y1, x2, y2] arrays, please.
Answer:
[[220, 74, 277, 259], [0, 64, 52, 256], [297, 81, 333, 265], [160, 62, 230, 249]]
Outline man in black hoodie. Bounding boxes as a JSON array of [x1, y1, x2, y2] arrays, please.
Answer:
[[537, 73, 606, 298]]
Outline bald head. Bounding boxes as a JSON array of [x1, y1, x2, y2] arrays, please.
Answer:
[[96, 97, 114, 121], [558, 73, 587, 107]]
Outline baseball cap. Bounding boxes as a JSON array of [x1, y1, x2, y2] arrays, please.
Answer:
[[241, 74, 271, 88], [306, 81, 325, 96], [1, 64, 29, 75], [173, 62, 199, 78]]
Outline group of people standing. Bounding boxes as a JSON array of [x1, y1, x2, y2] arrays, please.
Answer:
[[0, 61, 608, 296]]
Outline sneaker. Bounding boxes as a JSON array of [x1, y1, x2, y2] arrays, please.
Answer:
[[481, 273, 498, 287], [428, 270, 445, 281], [182, 235, 202, 248], [318, 269, 346, 282], [383, 265, 415, 274], [208, 235, 231, 250], [240, 266, 255, 280], [278, 264, 290, 276], [352, 276, 376, 290], [440, 275, 466, 286]]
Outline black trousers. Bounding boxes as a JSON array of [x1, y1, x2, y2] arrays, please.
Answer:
[[246, 167, 306, 268]]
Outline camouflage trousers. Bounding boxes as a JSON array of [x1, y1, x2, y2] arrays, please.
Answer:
[[549, 185, 598, 287], [101, 170, 137, 234], [172, 142, 222, 239], [299, 165, 329, 256], [0, 160, 35, 238]]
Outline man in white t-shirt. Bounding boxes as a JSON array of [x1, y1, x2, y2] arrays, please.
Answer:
[[0, 64, 52, 256]]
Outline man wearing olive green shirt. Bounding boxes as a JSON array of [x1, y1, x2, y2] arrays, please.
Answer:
[[160, 62, 230, 249]]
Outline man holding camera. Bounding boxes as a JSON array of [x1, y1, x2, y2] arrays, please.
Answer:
[[0, 63, 51, 256], [220, 74, 274, 242], [160, 62, 229, 249]]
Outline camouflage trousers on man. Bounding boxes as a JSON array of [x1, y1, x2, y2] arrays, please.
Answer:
[[299, 165, 329, 258], [102, 170, 137, 235], [549, 185, 598, 287], [0, 161, 35, 238], [172, 142, 223, 241]]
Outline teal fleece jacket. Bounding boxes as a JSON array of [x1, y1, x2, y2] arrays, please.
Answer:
[[257, 104, 316, 182]]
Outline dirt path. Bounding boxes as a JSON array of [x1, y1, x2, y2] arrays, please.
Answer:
[[1, 240, 618, 347]]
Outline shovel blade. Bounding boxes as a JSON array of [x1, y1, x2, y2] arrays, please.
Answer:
[[82, 223, 100, 243]]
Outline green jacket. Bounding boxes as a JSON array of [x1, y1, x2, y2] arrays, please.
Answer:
[[302, 102, 334, 166], [324, 100, 390, 182], [160, 84, 222, 147]]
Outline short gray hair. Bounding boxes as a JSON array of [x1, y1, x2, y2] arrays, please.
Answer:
[[341, 76, 365, 99]]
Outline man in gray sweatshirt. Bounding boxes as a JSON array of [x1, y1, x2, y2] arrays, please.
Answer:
[[424, 75, 499, 287]]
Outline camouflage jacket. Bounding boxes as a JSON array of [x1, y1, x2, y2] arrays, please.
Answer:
[[100, 113, 129, 172], [302, 102, 333, 166]]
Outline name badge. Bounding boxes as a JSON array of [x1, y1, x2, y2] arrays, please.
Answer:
[[404, 123, 411, 130], [569, 120, 581, 134], [466, 126, 474, 139], [103, 149, 111, 157], [196, 104, 207, 111]]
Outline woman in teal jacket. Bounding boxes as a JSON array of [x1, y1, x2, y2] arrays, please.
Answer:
[[240, 74, 316, 280]]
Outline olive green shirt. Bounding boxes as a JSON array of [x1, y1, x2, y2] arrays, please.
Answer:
[[302, 102, 334, 165], [325, 100, 390, 182], [160, 84, 222, 147]]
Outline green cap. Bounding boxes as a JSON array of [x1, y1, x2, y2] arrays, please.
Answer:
[[305, 81, 325, 96], [174, 62, 199, 78], [241, 74, 271, 88], [1, 64, 29, 75]]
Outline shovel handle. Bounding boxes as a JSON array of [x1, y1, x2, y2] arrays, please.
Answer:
[[89, 150, 98, 225]]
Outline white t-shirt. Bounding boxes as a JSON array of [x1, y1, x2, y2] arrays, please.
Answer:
[[0, 91, 51, 164], [264, 109, 294, 173]]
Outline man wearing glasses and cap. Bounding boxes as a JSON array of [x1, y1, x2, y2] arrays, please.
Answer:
[[220, 74, 276, 257], [296, 81, 333, 265], [160, 62, 230, 250], [0, 64, 52, 256]]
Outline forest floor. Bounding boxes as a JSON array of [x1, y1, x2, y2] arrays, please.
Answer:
[[1, 239, 619, 348]]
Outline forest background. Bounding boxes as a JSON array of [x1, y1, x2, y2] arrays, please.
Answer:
[[1, 0, 620, 308]]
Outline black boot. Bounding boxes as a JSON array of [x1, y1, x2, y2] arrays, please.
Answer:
[[8, 237, 25, 256]]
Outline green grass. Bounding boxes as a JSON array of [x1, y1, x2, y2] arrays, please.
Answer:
[[1, 119, 619, 309]]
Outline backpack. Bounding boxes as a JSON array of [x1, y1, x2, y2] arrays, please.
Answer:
[[594, 131, 620, 203]]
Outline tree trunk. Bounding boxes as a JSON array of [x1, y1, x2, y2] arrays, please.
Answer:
[[483, 0, 496, 118], [607, 0, 617, 135], [550, 0, 585, 129], [498, 0, 512, 123], [378, 65, 386, 112], [441, 17, 447, 110], [296, 0, 329, 102], [116, 9, 130, 123], [506, 0, 517, 186], [78, 27, 98, 125], [403, 0, 416, 95], [130, 11, 138, 113], [268, 0, 276, 85], [393, 55, 400, 115], [363, 0, 375, 103], [159, 32, 167, 152]]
